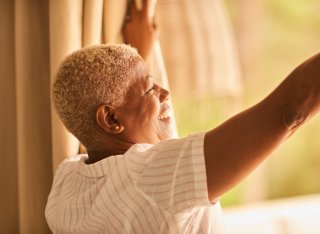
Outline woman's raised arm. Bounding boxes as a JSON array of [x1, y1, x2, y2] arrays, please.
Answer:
[[204, 53, 320, 202]]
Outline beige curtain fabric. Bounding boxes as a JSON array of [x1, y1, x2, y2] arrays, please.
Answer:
[[15, 0, 53, 231], [1, 0, 52, 233], [0, 0, 175, 232], [50, 0, 83, 173], [158, 0, 243, 98], [0, 1, 19, 233]]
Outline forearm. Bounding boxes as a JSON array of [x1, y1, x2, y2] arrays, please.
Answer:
[[122, 0, 159, 61], [204, 100, 288, 201], [272, 53, 320, 130], [204, 53, 320, 201]]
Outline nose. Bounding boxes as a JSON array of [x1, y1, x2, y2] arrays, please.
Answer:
[[159, 86, 170, 103]]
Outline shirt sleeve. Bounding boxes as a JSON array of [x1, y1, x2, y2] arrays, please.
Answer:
[[125, 132, 211, 216]]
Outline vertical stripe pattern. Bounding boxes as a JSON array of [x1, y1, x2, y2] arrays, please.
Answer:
[[45, 133, 227, 233], [157, 0, 243, 98]]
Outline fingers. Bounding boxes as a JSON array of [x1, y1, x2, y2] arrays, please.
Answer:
[[128, 0, 148, 20], [153, 17, 160, 38], [125, 0, 158, 27], [152, 14, 158, 27], [141, 0, 149, 17], [129, 0, 138, 17]]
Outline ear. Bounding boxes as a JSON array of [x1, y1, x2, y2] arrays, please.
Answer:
[[95, 105, 124, 134]]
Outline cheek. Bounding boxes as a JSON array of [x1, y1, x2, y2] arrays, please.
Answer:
[[148, 98, 160, 118], [141, 98, 159, 123], [125, 96, 159, 130]]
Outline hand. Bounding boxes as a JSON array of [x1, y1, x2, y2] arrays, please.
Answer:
[[122, 0, 159, 60]]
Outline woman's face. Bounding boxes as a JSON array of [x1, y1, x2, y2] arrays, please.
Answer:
[[115, 60, 174, 144]]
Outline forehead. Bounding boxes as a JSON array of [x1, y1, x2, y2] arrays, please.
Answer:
[[132, 59, 149, 79], [128, 60, 152, 88], [119, 60, 153, 106]]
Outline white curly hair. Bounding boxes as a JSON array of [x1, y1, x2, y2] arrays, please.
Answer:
[[52, 44, 141, 150]]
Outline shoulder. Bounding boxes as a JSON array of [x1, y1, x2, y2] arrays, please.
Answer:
[[124, 133, 206, 181], [128, 132, 205, 155], [52, 154, 87, 184]]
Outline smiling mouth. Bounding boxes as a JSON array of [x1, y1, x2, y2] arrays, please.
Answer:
[[158, 108, 172, 120]]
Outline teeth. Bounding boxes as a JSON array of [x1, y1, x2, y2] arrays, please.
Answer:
[[158, 110, 171, 120]]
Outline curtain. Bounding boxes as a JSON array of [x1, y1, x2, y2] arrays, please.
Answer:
[[157, 0, 242, 98], [1, 0, 52, 233], [0, 0, 174, 232], [0, 0, 19, 233]]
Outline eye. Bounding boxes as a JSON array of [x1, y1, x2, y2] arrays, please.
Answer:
[[146, 86, 155, 95]]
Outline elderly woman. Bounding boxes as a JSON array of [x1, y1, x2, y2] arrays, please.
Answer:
[[45, 3, 320, 234]]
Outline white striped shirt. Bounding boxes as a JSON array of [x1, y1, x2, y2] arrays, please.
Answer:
[[45, 133, 227, 233]]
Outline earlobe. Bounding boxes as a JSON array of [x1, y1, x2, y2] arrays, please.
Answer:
[[111, 122, 124, 134], [96, 105, 124, 134]]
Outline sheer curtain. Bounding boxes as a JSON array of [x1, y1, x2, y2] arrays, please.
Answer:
[[157, 0, 242, 98], [0, 0, 173, 232]]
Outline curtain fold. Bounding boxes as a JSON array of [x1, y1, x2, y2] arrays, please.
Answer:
[[50, 0, 83, 171], [0, 0, 18, 233], [15, 0, 52, 233], [103, 0, 127, 43], [157, 0, 242, 98], [83, 0, 104, 46]]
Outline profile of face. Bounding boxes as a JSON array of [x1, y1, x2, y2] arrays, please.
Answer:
[[104, 59, 174, 145]]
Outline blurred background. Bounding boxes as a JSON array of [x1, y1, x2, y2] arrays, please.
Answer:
[[163, 0, 320, 207], [225, 0, 320, 206], [157, 1, 320, 233]]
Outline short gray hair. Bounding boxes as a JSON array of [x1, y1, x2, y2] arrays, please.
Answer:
[[52, 44, 141, 150]]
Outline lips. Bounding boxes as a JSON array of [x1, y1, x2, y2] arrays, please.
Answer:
[[158, 106, 171, 120]]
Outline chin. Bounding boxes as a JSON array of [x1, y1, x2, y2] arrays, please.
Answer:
[[159, 126, 175, 141], [156, 116, 176, 142]]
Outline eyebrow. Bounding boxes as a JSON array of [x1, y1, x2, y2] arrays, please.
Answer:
[[146, 74, 153, 80], [145, 75, 154, 86]]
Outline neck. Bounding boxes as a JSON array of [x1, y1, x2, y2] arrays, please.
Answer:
[[86, 137, 134, 164], [86, 149, 124, 164]]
